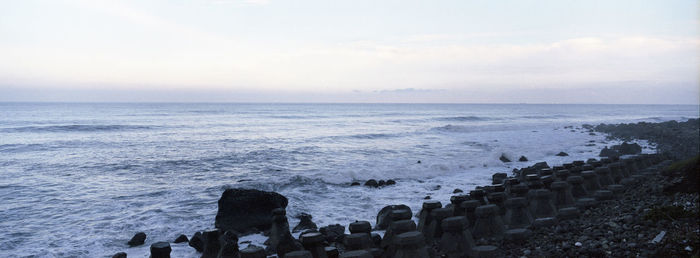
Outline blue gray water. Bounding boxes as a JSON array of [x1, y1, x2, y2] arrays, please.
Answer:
[[0, 103, 697, 257]]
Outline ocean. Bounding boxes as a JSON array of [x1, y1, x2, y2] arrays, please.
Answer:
[[0, 103, 697, 257]]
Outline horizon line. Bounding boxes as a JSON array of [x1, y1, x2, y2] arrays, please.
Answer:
[[1, 101, 698, 106]]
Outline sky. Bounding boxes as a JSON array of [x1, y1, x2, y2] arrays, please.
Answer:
[[0, 0, 698, 104]]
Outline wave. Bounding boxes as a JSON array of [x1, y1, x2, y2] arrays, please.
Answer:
[[0, 143, 50, 153], [435, 116, 493, 122], [431, 124, 471, 133], [2, 124, 152, 133], [327, 132, 403, 141], [519, 115, 571, 119]]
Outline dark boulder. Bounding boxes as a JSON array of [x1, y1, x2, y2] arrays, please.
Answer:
[[499, 154, 511, 162], [128, 232, 146, 247], [612, 142, 642, 155], [174, 234, 189, 243], [292, 213, 318, 233], [599, 146, 619, 158], [350, 182, 361, 186], [453, 188, 463, 194], [374, 204, 412, 230], [519, 156, 528, 162], [532, 162, 549, 170], [556, 152, 569, 157], [386, 179, 396, 185], [189, 231, 204, 252], [215, 188, 288, 234], [364, 179, 379, 188], [112, 252, 127, 258]]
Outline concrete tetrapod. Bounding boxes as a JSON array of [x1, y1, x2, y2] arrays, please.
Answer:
[[424, 207, 453, 244], [382, 220, 417, 258], [301, 232, 328, 258], [438, 216, 475, 258], [549, 181, 575, 209], [471, 204, 505, 241], [594, 167, 615, 187], [392, 231, 432, 258], [503, 197, 533, 229], [529, 189, 557, 219], [417, 201, 441, 238], [460, 200, 480, 229]]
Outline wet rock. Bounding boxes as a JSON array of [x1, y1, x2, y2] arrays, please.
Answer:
[[453, 188, 463, 194], [556, 152, 569, 157], [174, 234, 188, 243], [127, 232, 146, 247], [215, 188, 288, 234], [374, 204, 412, 230], [386, 179, 396, 185], [364, 179, 378, 187], [499, 154, 511, 162], [111, 252, 127, 258], [599, 146, 619, 158], [350, 182, 360, 186], [292, 213, 318, 233], [519, 156, 529, 162]]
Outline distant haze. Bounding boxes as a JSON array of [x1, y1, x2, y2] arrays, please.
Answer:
[[1, 0, 698, 104]]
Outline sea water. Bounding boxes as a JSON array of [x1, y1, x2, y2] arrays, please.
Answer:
[[0, 103, 697, 257]]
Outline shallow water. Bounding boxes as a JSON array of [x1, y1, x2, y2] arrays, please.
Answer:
[[0, 103, 697, 257]]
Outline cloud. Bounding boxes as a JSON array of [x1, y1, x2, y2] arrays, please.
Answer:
[[0, 33, 697, 95]]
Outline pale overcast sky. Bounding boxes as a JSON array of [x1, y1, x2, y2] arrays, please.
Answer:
[[0, 0, 698, 103]]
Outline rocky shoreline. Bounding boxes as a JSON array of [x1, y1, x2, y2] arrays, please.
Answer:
[[114, 119, 699, 258]]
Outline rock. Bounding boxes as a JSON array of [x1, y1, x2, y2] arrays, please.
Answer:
[[453, 188, 463, 194], [424, 196, 431, 200], [127, 232, 146, 247], [350, 182, 360, 186], [174, 234, 188, 243], [599, 146, 619, 158], [112, 252, 127, 258], [612, 142, 642, 155], [364, 179, 378, 188], [499, 154, 511, 162], [386, 179, 396, 185], [292, 213, 318, 233], [378, 180, 386, 186], [374, 205, 412, 230], [150, 242, 172, 258], [556, 152, 569, 157], [189, 231, 204, 252], [319, 224, 345, 243], [215, 188, 288, 234], [519, 156, 528, 162]]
